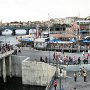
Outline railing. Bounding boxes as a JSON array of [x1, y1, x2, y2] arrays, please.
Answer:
[[0, 50, 14, 59], [45, 73, 56, 90]]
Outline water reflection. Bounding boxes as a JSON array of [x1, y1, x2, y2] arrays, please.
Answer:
[[0, 77, 46, 90]]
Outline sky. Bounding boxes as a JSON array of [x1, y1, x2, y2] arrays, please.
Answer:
[[0, 0, 90, 22]]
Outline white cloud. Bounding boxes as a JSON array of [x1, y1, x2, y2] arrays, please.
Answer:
[[0, 0, 90, 22]]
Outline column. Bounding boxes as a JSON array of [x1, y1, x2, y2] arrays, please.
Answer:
[[2, 57, 6, 83], [9, 55, 12, 77]]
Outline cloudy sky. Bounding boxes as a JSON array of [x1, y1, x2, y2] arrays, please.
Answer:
[[0, 0, 90, 22]]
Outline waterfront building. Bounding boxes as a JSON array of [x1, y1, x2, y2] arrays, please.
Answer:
[[34, 38, 48, 48], [76, 20, 90, 38]]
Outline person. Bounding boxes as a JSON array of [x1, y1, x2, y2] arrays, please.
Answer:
[[18, 47, 21, 53], [83, 72, 87, 82], [61, 85, 64, 90], [83, 69, 87, 82], [74, 72, 77, 82], [45, 56, 48, 63], [78, 57, 81, 64], [74, 87, 77, 90], [53, 52, 55, 60], [53, 80, 58, 90], [40, 57, 43, 62], [82, 66, 85, 73], [79, 68, 83, 76]]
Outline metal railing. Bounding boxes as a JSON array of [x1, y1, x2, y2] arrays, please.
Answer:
[[45, 73, 56, 90]]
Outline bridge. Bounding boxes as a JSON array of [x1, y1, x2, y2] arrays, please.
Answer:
[[0, 50, 14, 83], [0, 25, 48, 35]]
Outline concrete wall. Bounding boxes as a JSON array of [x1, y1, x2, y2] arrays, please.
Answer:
[[22, 61, 56, 86], [0, 55, 29, 77], [11, 55, 30, 77]]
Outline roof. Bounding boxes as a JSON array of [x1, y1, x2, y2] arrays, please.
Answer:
[[52, 34, 76, 38], [34, 38, 48, 42]]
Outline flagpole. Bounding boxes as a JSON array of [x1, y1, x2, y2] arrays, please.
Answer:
[[48, 13, 50, 64]]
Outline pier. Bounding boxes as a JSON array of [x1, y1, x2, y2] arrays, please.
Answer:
[[0, 50, 14, 83]]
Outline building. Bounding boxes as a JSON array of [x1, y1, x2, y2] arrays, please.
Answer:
[[76, 20, 90, 37]]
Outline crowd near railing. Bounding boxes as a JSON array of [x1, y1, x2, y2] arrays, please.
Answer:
[[39, 53, 90, 65], [0, 43, 14, 54]]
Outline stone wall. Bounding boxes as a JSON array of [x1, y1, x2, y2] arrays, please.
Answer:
[[22, 61, 56, 86], [11, 55, 30, 77], [0, 55, 29, 77]]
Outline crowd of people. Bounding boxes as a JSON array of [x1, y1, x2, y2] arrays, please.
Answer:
[[0, 43, 13, 54], [62, 55, 89, 65], [53, 52, 90, 65], [39, 52, 90, 65]]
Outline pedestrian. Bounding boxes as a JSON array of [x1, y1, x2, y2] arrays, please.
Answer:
[[78, 57, 81, 64], [74, 72, 77, 82], [45, 56, 48, 63], [83, 70, 87, 82], [74, 87, 77, 90], [53, 52, 55, 60], [82, 66, 85, 73], [79, 68, 83, 76], [40, 57, 42, 62], [53, 80, 58, 90], [61, 85, 64, 90]]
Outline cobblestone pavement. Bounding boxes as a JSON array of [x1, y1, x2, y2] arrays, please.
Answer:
[[50, 71, 90, 90]]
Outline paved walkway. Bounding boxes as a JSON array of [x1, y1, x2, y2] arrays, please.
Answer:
[[50, 71, 90, 90]]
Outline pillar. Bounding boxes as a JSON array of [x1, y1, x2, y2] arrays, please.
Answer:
[[0, 30, 2, 35], [2, 57, 6, 83], [9, 55, 12, 77], [12, 29, 16, 35], [26, 29, 29, 35]]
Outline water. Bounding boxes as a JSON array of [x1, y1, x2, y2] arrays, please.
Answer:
[[0, 77, 45, 90], [0, 35, 46, 90], [0, 35, 20, 45]]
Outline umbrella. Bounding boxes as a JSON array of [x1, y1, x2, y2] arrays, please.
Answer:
[[83, 40, 90, 43], [48, 39, 62, 43], [69, 39, 76, 43], [22, 38, 33, 42]]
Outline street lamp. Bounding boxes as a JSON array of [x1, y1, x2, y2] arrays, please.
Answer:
[[59, 59, 63, 90], [60, 68, 62, 90]]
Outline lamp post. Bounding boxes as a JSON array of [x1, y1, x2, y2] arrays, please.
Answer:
[[48, 13, 51, 64], [59, 59, 62, 90], [60, 68, 62, 90]]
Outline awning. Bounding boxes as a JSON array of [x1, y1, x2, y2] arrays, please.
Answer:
[[48, 39, 62, 43], [80, 30, 90, 33], [69, 39, 76, 43], [22, 38, 33, 42], [83, 40, 90, 43]]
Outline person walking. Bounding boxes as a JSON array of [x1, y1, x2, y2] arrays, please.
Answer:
[[53, 80, 58, 90], [45, 56, 48, 63], [74, 72, 77, 82], [74, 87, 77, 90], [83, 70, 87, 82], [78, 57, 81, 64]]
